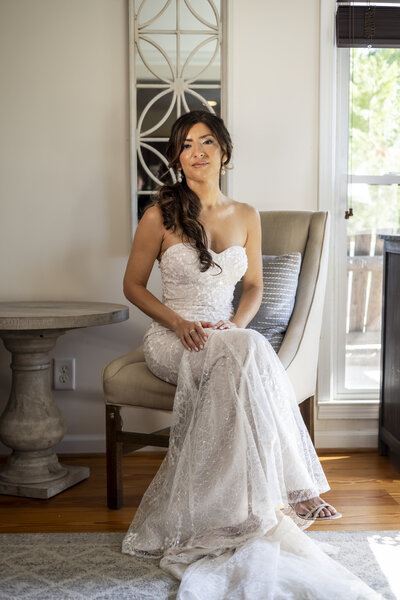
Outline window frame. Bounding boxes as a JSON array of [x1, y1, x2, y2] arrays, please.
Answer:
[[318, 0, 380, 415]]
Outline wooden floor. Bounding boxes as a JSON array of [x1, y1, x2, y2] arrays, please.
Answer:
[[0, 451, 399, 534]]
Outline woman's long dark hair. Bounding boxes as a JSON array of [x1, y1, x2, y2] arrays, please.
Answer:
[[154, 110, 232, 272]]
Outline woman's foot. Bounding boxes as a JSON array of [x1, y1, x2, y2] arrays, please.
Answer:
[[291, 496, 342, 520]]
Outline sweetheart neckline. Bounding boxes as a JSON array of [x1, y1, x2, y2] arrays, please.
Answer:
[[159, 243, 246, 263]]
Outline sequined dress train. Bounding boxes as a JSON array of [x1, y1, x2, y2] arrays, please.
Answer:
[[122, 243, 381, 599]]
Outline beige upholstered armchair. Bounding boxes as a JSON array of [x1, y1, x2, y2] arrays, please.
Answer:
[[102, 210, 330, 509]]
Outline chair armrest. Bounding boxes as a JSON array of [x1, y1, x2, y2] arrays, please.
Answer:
[[102, 346, 145, 384], [278, 212, 330, 403]]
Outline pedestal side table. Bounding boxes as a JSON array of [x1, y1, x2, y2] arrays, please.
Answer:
[[0, 301, 129, 499]]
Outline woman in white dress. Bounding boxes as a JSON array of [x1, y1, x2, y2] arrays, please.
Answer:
[[122, 111, 380, 599]]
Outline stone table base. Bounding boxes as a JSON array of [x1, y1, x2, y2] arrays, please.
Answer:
[[0, 301, 128, 500], [0, 330, 87, 499], [0, 464, 90, 499]]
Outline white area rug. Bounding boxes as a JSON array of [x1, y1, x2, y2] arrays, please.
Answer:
[[0, 530, 398, 599]]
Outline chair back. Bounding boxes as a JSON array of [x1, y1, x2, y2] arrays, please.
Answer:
[[260, 210, 330, 402]]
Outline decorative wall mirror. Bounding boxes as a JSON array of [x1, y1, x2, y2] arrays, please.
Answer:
[[129, 0, 228, 228]]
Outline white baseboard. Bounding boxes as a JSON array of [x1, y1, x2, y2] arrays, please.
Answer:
[[1, 429, 379, 456], [315, 428, 378, 449], [317, 402, 379, 420], [54, 434, 106, 454], [0, 435, 169, 456], [0, 436, 106, 456], [54, 435, 166, 455]]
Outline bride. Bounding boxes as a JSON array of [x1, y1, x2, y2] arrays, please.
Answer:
[[122, 111, 380, 599]]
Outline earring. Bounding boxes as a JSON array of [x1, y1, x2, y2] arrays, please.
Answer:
[[177, 169, 182, 183], [221, 166, 226, 176]]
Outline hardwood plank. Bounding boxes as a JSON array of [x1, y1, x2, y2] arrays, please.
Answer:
[[0, 452, 399, 534]]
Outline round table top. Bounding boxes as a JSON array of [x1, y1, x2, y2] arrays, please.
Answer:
[[0, 301, 129, 331]]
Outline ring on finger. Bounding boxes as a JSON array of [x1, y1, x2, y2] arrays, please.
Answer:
[[189, 329, 196, 334]]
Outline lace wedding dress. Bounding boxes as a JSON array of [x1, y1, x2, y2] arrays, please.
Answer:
[[122, 243, 381, 600]]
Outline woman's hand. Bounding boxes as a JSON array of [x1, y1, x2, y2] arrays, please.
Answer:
[[174, 319, 214, 351], [212, 319, 238, 330], [174, 318, 238, 351]]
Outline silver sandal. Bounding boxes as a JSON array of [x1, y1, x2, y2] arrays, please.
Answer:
[[292, 502, 342, 521]]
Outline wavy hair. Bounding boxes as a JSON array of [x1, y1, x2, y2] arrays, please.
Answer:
[[153, 110, 232, 272]]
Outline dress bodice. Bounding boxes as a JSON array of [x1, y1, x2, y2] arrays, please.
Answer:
[[146, 243, 248, 336]]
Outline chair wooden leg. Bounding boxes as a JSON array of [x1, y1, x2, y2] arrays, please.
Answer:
[[299, 396, 315, 445], [106, 404, 123, 509]]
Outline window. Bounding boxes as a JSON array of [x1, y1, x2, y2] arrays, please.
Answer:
[[336, 48, 400, 400], [345, 48, 400, 392], [319, 2, 400, 410]]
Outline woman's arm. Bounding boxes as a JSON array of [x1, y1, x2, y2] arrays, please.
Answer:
[[123, 205, 209, 351], [231, 206, 263, 328], [123, 205, 179, 329]]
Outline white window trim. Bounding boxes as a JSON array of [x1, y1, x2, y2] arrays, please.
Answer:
[[317, 0, 380, 419]]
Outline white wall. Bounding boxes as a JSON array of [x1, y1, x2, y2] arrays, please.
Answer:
[[229, 1, 320, 211], [0, 0, 321, 454]]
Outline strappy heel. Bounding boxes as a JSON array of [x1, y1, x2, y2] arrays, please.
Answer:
[[290, 502, 342, 521]]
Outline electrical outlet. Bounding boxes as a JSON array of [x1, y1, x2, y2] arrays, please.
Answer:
[[53, 358, 76, 390]]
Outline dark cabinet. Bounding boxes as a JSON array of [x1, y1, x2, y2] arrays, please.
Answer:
[[379, 235, 400, 461]]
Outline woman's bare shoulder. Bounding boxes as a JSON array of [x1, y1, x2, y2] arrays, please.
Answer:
[[134, 204, 167, 252], [229, 201, 261, 248], [141, 204, 164, 226], [230, 199, 260, 221], [139, 204, 167, 236]]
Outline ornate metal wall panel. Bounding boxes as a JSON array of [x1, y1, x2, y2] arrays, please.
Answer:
[[130, 0, 227, 223]]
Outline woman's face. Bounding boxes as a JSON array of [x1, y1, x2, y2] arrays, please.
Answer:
[[178, 122, 225, 183]]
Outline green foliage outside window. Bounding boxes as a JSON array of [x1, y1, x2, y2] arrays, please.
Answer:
[[348, 49, 400, 236]]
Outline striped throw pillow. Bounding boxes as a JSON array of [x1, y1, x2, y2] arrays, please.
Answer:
[[233, 253, 301, 352]]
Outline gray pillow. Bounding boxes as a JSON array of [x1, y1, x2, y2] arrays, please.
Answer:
[[233, 253, 301, 352]]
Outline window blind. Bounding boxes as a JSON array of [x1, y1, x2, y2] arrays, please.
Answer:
[[336, 3, 400, 47]]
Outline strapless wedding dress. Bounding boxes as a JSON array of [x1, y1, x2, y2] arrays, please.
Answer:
[[122, 243, 381, 599]]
